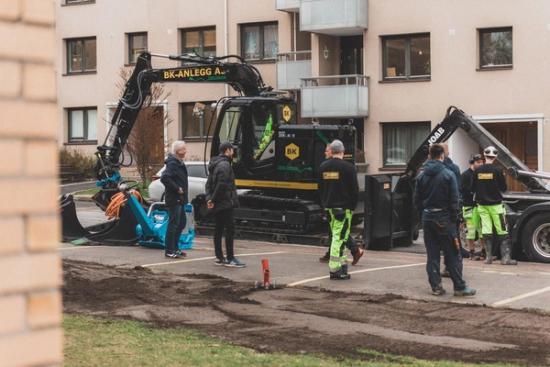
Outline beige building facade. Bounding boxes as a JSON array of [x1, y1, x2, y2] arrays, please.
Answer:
[[0, 0, 63, 366], [56, 0, 550, 181]]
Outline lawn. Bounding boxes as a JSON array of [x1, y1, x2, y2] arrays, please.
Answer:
[[63, 315, 517, 367]]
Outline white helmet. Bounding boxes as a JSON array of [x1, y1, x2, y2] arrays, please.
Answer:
[[484, 146, 498, 158]]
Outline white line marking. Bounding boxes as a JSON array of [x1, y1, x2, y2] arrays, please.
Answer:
[[59, 246, 109, 251], [141, 251, 286, 268], [287, 262, 425, 287], [492, 286, 550, 307]]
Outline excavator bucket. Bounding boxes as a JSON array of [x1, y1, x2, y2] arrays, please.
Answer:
[[60, 194, 139, 245]]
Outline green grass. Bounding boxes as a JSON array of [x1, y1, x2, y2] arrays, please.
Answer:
[[63, 315, 516, 367]]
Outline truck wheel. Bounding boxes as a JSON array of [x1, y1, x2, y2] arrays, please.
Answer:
[[521, 213, 550, 263]]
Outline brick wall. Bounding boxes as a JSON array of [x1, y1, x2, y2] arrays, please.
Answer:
[[0, 1, 62, 366]]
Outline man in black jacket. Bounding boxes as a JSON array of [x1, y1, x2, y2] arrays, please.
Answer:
[[472, 146, 517, 265], [319, 140, 358, 280], [161, 141, 189, 258], [460, 154, 484, 259], [414, 144, 476, 297], [205, 142, 245, 268]]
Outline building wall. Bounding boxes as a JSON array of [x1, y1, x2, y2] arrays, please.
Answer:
[[0, 0, 63, 366]]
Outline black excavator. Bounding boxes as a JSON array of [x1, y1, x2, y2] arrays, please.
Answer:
[[60, 51, 356, 243], [364, 106, 550, 263]]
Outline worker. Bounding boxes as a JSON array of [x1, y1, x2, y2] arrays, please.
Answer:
[[319, 144, 364, 266], [206, 141, 245, 268], [319, 140, 359, 280], [161, 140, 189, 259], [414, 143, 476, 297], [473, 146, 517, 265], [254, 112, 274, 160], [460, 154, 485, 260]]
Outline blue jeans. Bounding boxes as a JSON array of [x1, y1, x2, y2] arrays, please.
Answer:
[[422, 212, 466, 291], [165, 205, 187, 254]]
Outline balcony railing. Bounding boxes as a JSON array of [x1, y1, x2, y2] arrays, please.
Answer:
[[301, 74, 369, 118], [300, 0, 368, 36], [276, 0, 300, 12], [276, 51, 312, 90]]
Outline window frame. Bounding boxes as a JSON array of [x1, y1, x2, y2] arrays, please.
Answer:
[[240, 21, 278, 62], [127, 32, 148, 65], [65, 36, 97, 74], [478, 26, 513, 70], [180, 101, 217, 141], [180, 26, 216, 58], [381, 33, 430, 81], [67, 107, 98, 144], [381, 121, 431, 168]]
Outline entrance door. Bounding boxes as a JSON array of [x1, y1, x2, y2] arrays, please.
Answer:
[[482, 121, 538, 191]]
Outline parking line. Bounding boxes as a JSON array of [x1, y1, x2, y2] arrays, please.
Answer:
[[287, 262, 425, 287], [141, 250, 287, 268], [492, 285, 550, 307]]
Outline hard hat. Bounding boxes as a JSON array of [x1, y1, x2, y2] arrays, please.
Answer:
[[483, 146, 498, 158]]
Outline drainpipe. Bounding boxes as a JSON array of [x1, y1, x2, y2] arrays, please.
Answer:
[[224, 0, 229, 96]]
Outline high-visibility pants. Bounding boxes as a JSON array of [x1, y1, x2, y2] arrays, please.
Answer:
[[477, 204, 508, 237], [462, 206, 481, 240], [328, 208, 353, 272]]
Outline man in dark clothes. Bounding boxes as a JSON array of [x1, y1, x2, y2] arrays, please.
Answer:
[[319, 140, 359, 280], [472, 146, 517, 265], [161, 140, 189, 258], [205, 141, 245, 268], [414, 144, 476, 297], [460, 154, 485, 260], [319, 144, 364, 266]]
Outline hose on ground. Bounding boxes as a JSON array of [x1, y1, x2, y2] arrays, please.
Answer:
[[105, 190, 142, 219]]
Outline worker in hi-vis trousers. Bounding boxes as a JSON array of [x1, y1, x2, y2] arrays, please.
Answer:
[[319, 140, 359, 280], [472, 146, 517, 265]]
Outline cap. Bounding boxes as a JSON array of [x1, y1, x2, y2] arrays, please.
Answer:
[[483, 146, 498, 158], [469, 153, 483, 164]]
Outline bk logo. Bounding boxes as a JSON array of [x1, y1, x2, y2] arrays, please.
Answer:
[[285, 143, 300, 160]]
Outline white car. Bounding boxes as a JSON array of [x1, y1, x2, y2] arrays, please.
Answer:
[[148, 161, 209, 202]]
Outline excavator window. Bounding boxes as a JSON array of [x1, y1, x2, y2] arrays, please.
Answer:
[[218, 106, 243, 160], [251, 103, 276, 161]]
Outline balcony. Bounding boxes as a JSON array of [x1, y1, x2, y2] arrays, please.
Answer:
[[276, 0, 300, 12], [276, 51, 312, 90], [300, 0, 368, 36], [301, 75, 369, 118]]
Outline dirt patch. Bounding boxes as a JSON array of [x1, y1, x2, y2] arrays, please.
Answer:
[[63, 260, 550, 366]]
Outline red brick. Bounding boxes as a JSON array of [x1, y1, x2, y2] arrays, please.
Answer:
[[27, 214, 60, 251], [0, 253, 61, 294], [0, 178, 58, 215], [0, 61, 21, 98], [24, 140, 58, 177], [27, 290, 62, 328], [0, 296, 25, 335], [0, 328, 62, 367], [0, 100, 57, 139], [0, 217, 24, 255], [0, 140, 23, 176]]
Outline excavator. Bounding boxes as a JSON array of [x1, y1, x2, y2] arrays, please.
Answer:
[[60, 51, 356, 245], [364, 106, 550, 263]]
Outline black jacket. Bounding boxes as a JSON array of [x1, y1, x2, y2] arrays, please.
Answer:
[[460, 168, 476, 207], [319, 158, 358, 210], [414, 159, 459, 217], [444, 157, 461, 186], [205, 155, 239, 212], [472, 163, 507, 205], [161, 154, 188, 206]]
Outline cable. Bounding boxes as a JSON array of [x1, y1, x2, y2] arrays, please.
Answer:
[[105, 190, 142, 219]]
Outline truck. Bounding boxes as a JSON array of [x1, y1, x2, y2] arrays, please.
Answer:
[[364, 106, 550, 263]]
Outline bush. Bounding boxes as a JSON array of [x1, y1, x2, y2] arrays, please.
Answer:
[[59, 148, 96, 179]]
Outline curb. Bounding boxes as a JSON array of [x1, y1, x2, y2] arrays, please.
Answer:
[[73, 195, 94, 202]]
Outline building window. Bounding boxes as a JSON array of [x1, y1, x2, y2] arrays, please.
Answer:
[[181, 27, 216, 57], [66, 37, 96, 73], [180, 101, 216, 139], [382, 33, 430, 80], [241, 22, 278, 61], [127, 32, 147, 64], [68, 107, 97, 143], [479, 27, 512, 69], [382, 122, 430, 167]]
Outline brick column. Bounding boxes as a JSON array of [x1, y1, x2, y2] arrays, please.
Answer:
[[0, 1, 62, 366]]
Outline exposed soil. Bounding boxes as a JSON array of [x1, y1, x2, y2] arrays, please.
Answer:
[[63, 260, 550, 366]]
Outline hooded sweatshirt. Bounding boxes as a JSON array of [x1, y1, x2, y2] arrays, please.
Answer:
[[161, 154, 188, 206], [414, 159, 459, 217], [472, 163, 507, 205], [205, 155, 239, 212]]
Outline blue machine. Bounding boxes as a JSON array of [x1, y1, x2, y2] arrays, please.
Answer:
[[125, 192, 195, 250]]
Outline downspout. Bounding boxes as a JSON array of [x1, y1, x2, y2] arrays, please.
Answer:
[[224, 0, 229, 97]]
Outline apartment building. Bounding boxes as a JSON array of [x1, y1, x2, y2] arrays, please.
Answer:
[[57, 0, 550, 188]]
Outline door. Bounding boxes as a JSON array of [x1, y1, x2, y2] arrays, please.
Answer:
[[340, 36, 363, 75], [482, 121, 538, 192]]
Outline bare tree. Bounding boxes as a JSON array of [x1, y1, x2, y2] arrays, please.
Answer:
[[116, 67, 173, 189]]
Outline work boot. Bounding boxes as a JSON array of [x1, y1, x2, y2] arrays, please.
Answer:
[[330, 268, 351, 280], [500, 238, 518, 265], [319, 251, 330, 263], [431, 284, 446, 296], [454, 286, 476, 297], [351, 248, 364, 266], [484, 239, 493, 264], [341, 264, 349, 275]]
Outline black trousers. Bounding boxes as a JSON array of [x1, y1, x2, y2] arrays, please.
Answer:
[[214, 208, 235, 261], [165, 205, 186, 254]]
